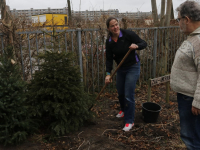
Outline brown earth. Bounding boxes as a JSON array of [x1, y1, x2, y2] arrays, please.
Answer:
[[0, 84, 187, 150]]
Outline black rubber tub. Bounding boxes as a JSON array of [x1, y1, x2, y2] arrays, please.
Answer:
[[142, 102, 161, 123]]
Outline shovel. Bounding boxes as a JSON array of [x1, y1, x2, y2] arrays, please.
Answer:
[[96, 48, 133, 100]]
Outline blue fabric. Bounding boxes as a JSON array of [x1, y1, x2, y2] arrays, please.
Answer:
[[177, 93, 200, 150], [116, 62, 140, 124], [135, 51, 139, 63]]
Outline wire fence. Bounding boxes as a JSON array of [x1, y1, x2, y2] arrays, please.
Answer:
[[0, 26, 186, 93]]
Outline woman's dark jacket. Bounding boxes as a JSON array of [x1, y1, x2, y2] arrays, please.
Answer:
[[106, 28, 147, 73]]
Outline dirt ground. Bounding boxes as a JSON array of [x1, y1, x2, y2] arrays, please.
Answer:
[[0, 84, 187, 150]]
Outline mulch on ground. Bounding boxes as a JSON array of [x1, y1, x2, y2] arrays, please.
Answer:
[[0, 84, 187, 150]]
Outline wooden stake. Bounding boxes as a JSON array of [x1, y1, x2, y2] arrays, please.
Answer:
[[165, 81, 170, 103], [147, 78, 152, 102]]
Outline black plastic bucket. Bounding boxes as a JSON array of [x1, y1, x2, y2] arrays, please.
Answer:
[[142, 102, 161, 123]]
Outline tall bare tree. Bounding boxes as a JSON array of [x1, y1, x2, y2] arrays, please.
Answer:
[[165, 0, 172, 26], [151, 0, 174, 27], [0, 0, 17, 61], [0, 0, 13, 45], [151, 0, 159, 25], [171, 2, 174, 19], [164, 0, 172, 103], [160, 0, 166, 26], [151, 0, 173, 102], [67, 0, 72, 24]]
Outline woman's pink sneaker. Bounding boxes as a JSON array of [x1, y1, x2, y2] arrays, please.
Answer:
[[122, 123, 134, 131], [116, 110, 124, 118]]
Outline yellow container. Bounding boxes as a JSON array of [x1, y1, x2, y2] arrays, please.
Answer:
[[31, 14, 68, 30]]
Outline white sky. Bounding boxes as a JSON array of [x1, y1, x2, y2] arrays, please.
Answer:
[[6, 0, 189, 15]]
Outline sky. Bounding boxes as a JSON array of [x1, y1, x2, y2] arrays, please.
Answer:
[[6, 0, 189, 15]]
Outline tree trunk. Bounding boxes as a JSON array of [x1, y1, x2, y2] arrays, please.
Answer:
[[151, 0, 159, 26], [160, 0, 165, 26], [67, 0, 72, 25], [171, 1, 174, 19], [165, 0, 172, 26], [0, 0, 15, 61], [0, 0, 13, 45], [159, 0, 165, 76], [0, 0, 6, 20], [164, 0, 172, 103], [162, 0, 172, 75]]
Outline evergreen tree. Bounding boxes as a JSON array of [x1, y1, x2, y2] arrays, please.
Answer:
[[0, 46, 36, 145], [27, 50, 95, 138]]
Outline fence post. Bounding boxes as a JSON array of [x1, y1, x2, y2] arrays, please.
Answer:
[[152, 27, 158, 78], [77, 28, 83, 82]]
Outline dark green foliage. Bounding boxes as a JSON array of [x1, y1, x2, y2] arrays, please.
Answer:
[[0, 46, 37, 145], [27, 50, 95, 138]]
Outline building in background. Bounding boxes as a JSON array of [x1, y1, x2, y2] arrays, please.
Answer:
[[72, 9, 119, 20], [7, 7, 151, 20], [10, 7, 68, 18], [118, 11, 151, 19], [71, 9, 151, 20]]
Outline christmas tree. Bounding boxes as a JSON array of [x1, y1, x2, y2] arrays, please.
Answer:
[[0, 46, 36, 145], [27, 49, 95, 138]]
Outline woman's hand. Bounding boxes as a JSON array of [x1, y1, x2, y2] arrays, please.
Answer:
[[129, 43, 138, 50], [105, 75, 112, 84]]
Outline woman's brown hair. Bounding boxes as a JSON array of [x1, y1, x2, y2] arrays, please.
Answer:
[[106, 16, 118, 39]]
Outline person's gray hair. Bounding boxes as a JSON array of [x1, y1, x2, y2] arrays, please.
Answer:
[[176, 1, 200, 21]]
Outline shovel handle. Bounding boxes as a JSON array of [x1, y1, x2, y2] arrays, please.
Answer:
[[96, 49, 133, 100]]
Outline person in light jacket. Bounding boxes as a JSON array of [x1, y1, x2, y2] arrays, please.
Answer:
[[170, 1, 200, 149]]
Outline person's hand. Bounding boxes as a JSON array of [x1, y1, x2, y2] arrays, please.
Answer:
[[129, 43, 138, 50], [192, 106, 200, 115], [105, 75, 112, 84]]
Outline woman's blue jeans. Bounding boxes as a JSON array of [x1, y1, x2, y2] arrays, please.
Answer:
[[116, 62, 140, 124], [177, 93, 200, 150]]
